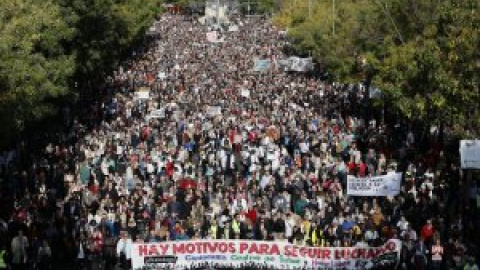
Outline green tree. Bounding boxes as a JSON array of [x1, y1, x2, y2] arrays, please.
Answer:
[[57, 0, 161, 89], [0, 0, 75, 147], [0, 0, 161, 148], [373, 0, 480, 136], [275, 0, 480, 136]]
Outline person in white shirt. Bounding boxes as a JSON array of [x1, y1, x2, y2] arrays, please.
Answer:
[[397, 216, 409, 232], [364, 227, 379, 244], [116, 232, 133, 269]]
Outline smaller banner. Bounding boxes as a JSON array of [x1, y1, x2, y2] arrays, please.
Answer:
[[146, 109, 166, 121], [206, 31, 224, 43], [254, 59, 271, 72], [134, 91, 150, 100], [228, 25, 239, 32], [277, 59, 291, 71], [347, 173, 402, 197], [289, 57, 313, 72], [460, 140, 480, 169], [276, 57, 313, 72], [158, 72, 167, 80], [240, 89, 250, 98], [206, 106, 222, 117]]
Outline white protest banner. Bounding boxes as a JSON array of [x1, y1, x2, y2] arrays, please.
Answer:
[[460, 140, 480, 169], [347, 173, 402, 197], [241, 89, 250, 98], [206, 31, 224, 43], [158, 72, 167, 80], [277, 59, 290, 69], [254, 59, 271, 72], [135, 91, 150, 100], [146, 109, 166, 121], [228, 25, 239, 32], [206, 106, 222, 117], [131, 239, 401, 270], [289, 57, 313, 72]]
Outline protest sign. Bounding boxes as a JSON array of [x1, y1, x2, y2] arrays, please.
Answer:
[[206, 106, 222, 117], [135, 91, 150, 100], [289, 57, 313, 72], [276, 59, 290, 70], [158, 72, 167, 80], [146, 109, 166, 121], [206, 31, 224, 43], [460, 140, 480, 169], [347, 173, 402, 197], [276, 57, 313, 72], [254, 59, 271, 72], [241, 89, 250, 98], [131, 239, 401, 270], [228, 25, 239, 32]]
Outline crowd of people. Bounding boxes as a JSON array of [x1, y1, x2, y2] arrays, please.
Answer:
[[1, 12, 480, 270]]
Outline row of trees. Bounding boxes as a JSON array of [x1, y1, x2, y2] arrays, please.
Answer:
[[0, 0, 161, 148], [273, 0, 480, 137]]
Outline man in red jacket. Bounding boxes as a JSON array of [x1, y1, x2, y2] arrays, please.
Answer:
[[421, 219, 435, 244]]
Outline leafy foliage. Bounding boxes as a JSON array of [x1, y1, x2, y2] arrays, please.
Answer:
[[0, 0, 75, 144], [0, 0, 161, 148], [57, 0, 161, 84], [275, 0, 480, 136]]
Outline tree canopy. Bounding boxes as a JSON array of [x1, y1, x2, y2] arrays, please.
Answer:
[[0, 0, 75, 144], [274, 0, 480, 137], [0, 0, 161, 148]]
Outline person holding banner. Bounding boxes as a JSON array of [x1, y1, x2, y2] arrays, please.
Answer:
[[116, 232, 133, 270]]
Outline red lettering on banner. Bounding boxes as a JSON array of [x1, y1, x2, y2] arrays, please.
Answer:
[[334, 250, 342, 260], [335, 249, 357, 260], [346, 248, 353, 259], [248, 243, 259, 254], [314, 248, 322, 259], [270, 244, 280, 255], [239, 242, 248, 253], [357, 248, 365, 259], [350, 248, 358, 259], [186, 243, 195, 253], [284, 246, 293, 256], [173, 243, 185, 254], [366, 249, 376, 259], [298, 247, 307, 257], [219, 242, 228, 253], [159, 245, 169, 255], [299, 247, 320, 259], [148, 245, 159, 256], [139, 245, 149, 256], [195, 242, 204, 253], [322, 249, 331, 260], [206, 242, 217, 253], [228, 242, 236, 253], [243, 243, 281, 255], [259, 243, 268, 254], [291, 246, 299, 257]]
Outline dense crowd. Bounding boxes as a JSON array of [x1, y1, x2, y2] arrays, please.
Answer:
[[1, 13, 480, 270]]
